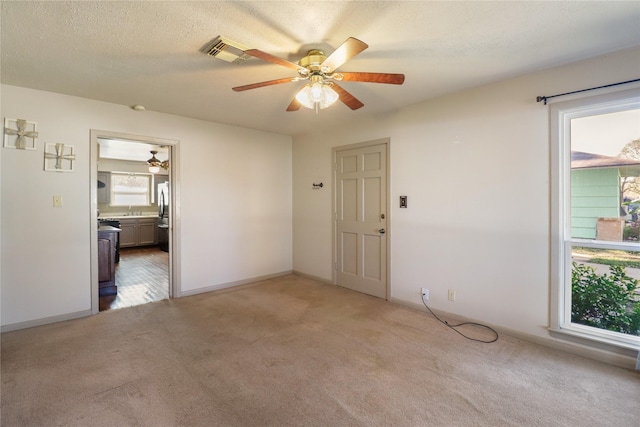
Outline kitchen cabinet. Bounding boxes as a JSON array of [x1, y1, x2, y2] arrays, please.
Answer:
[[98, 226, 118, 296], [138, 219, 157, 245], [119, 217, 157, 247], [119, 220, 137, 247], [97, 171, 110, 204]]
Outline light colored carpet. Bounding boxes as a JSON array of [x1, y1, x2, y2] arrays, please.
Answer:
[[1, 275, 639, 426]]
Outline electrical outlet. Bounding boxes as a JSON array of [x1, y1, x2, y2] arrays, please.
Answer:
[[448, 289, 456, 301], [421, 287, 429, 301]]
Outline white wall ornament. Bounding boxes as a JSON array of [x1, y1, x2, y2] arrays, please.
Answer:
[[3, 118, 38, 150], [44, 143, 75, 172]]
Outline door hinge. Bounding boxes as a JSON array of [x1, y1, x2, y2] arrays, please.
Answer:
[[334, 262, 338, 271]]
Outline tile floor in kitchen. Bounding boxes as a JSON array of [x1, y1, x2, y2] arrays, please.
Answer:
[[99, 246, 169, 312]]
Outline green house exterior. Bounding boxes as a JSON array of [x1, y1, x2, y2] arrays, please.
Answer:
[[571, 168, 620, 239]]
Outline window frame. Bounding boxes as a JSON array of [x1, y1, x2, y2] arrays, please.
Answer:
[[550, 88, 640, 351], [109, 171, 155, 207]]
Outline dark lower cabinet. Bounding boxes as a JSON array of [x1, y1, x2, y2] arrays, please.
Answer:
[[98, 227, 119, 296]]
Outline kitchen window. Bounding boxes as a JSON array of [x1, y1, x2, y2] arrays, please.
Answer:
[[110, 172, 154, 207], [550, 88, 640, 352]]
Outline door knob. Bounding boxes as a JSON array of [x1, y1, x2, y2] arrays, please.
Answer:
[[378, 228, 386, 234]]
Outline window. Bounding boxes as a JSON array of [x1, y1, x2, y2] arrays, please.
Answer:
[[110, 172, 154, 206], [551, 88, 640, 351]]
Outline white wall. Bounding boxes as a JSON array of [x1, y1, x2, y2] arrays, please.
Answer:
[[1, 85, 292, 328], [292, 47, 640, 342], [2, 47, 638, 356]]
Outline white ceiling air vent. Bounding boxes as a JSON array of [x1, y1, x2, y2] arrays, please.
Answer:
[[203, 36, 251, 64]]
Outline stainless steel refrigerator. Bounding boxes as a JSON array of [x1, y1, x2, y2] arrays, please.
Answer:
[[158, 182, 169, 252]]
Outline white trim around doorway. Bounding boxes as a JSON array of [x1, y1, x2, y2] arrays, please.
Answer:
[[90, 129, 181, 315]]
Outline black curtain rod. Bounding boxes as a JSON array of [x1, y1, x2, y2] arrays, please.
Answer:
[[536, 78, 640, 105]]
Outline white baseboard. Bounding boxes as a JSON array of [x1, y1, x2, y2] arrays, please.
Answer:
[[1, 309, 93, 333], [292, 270, 332, 285], [1, 271, 294, 332], [6, 276, 636, 371], [390, 297, 639, 371], [178, 270, 294, 297]]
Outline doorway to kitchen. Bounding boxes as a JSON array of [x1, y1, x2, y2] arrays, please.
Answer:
[[90, 130, 178, 314]]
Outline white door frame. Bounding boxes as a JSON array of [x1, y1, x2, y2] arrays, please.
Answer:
[[89, 129, 180, 314], [332, 138, 391, 300]]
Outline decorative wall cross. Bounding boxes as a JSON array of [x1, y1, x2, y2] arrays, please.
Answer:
[[3, 118, 38, 150], [44, 143, 75, 172]]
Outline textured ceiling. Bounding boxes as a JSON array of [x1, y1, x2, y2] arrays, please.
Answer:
[[2, 1, 639, 137]]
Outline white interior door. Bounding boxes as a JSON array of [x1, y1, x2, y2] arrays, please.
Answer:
[[335, 142, 388, 299]]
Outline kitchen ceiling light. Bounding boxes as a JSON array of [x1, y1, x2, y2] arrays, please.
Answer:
[[147, 150, 168, 173]]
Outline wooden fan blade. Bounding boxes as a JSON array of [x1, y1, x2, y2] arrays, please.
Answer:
[[244, 49, 306, 73], [321, 37, 368, 72], [232, 77, 296, 92], [337, 72, 405, 85], [332, 83, 364, 110], [286, 97, 301, 111]]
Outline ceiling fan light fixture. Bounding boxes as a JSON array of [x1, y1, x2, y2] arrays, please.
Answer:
[[147, 150, 167, 173], [295, 79, 339, 111], [231, 37, 404, 112]]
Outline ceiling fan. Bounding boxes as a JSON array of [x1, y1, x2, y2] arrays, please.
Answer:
[[232, 37, 405, 112]]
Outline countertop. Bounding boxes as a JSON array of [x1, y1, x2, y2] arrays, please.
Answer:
[[99, 214, 158, 220], [98, 225, 121, 232]]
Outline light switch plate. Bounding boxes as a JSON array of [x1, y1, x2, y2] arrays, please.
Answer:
[[53, 195, 62, 208], [400, 195, 407, 208]]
